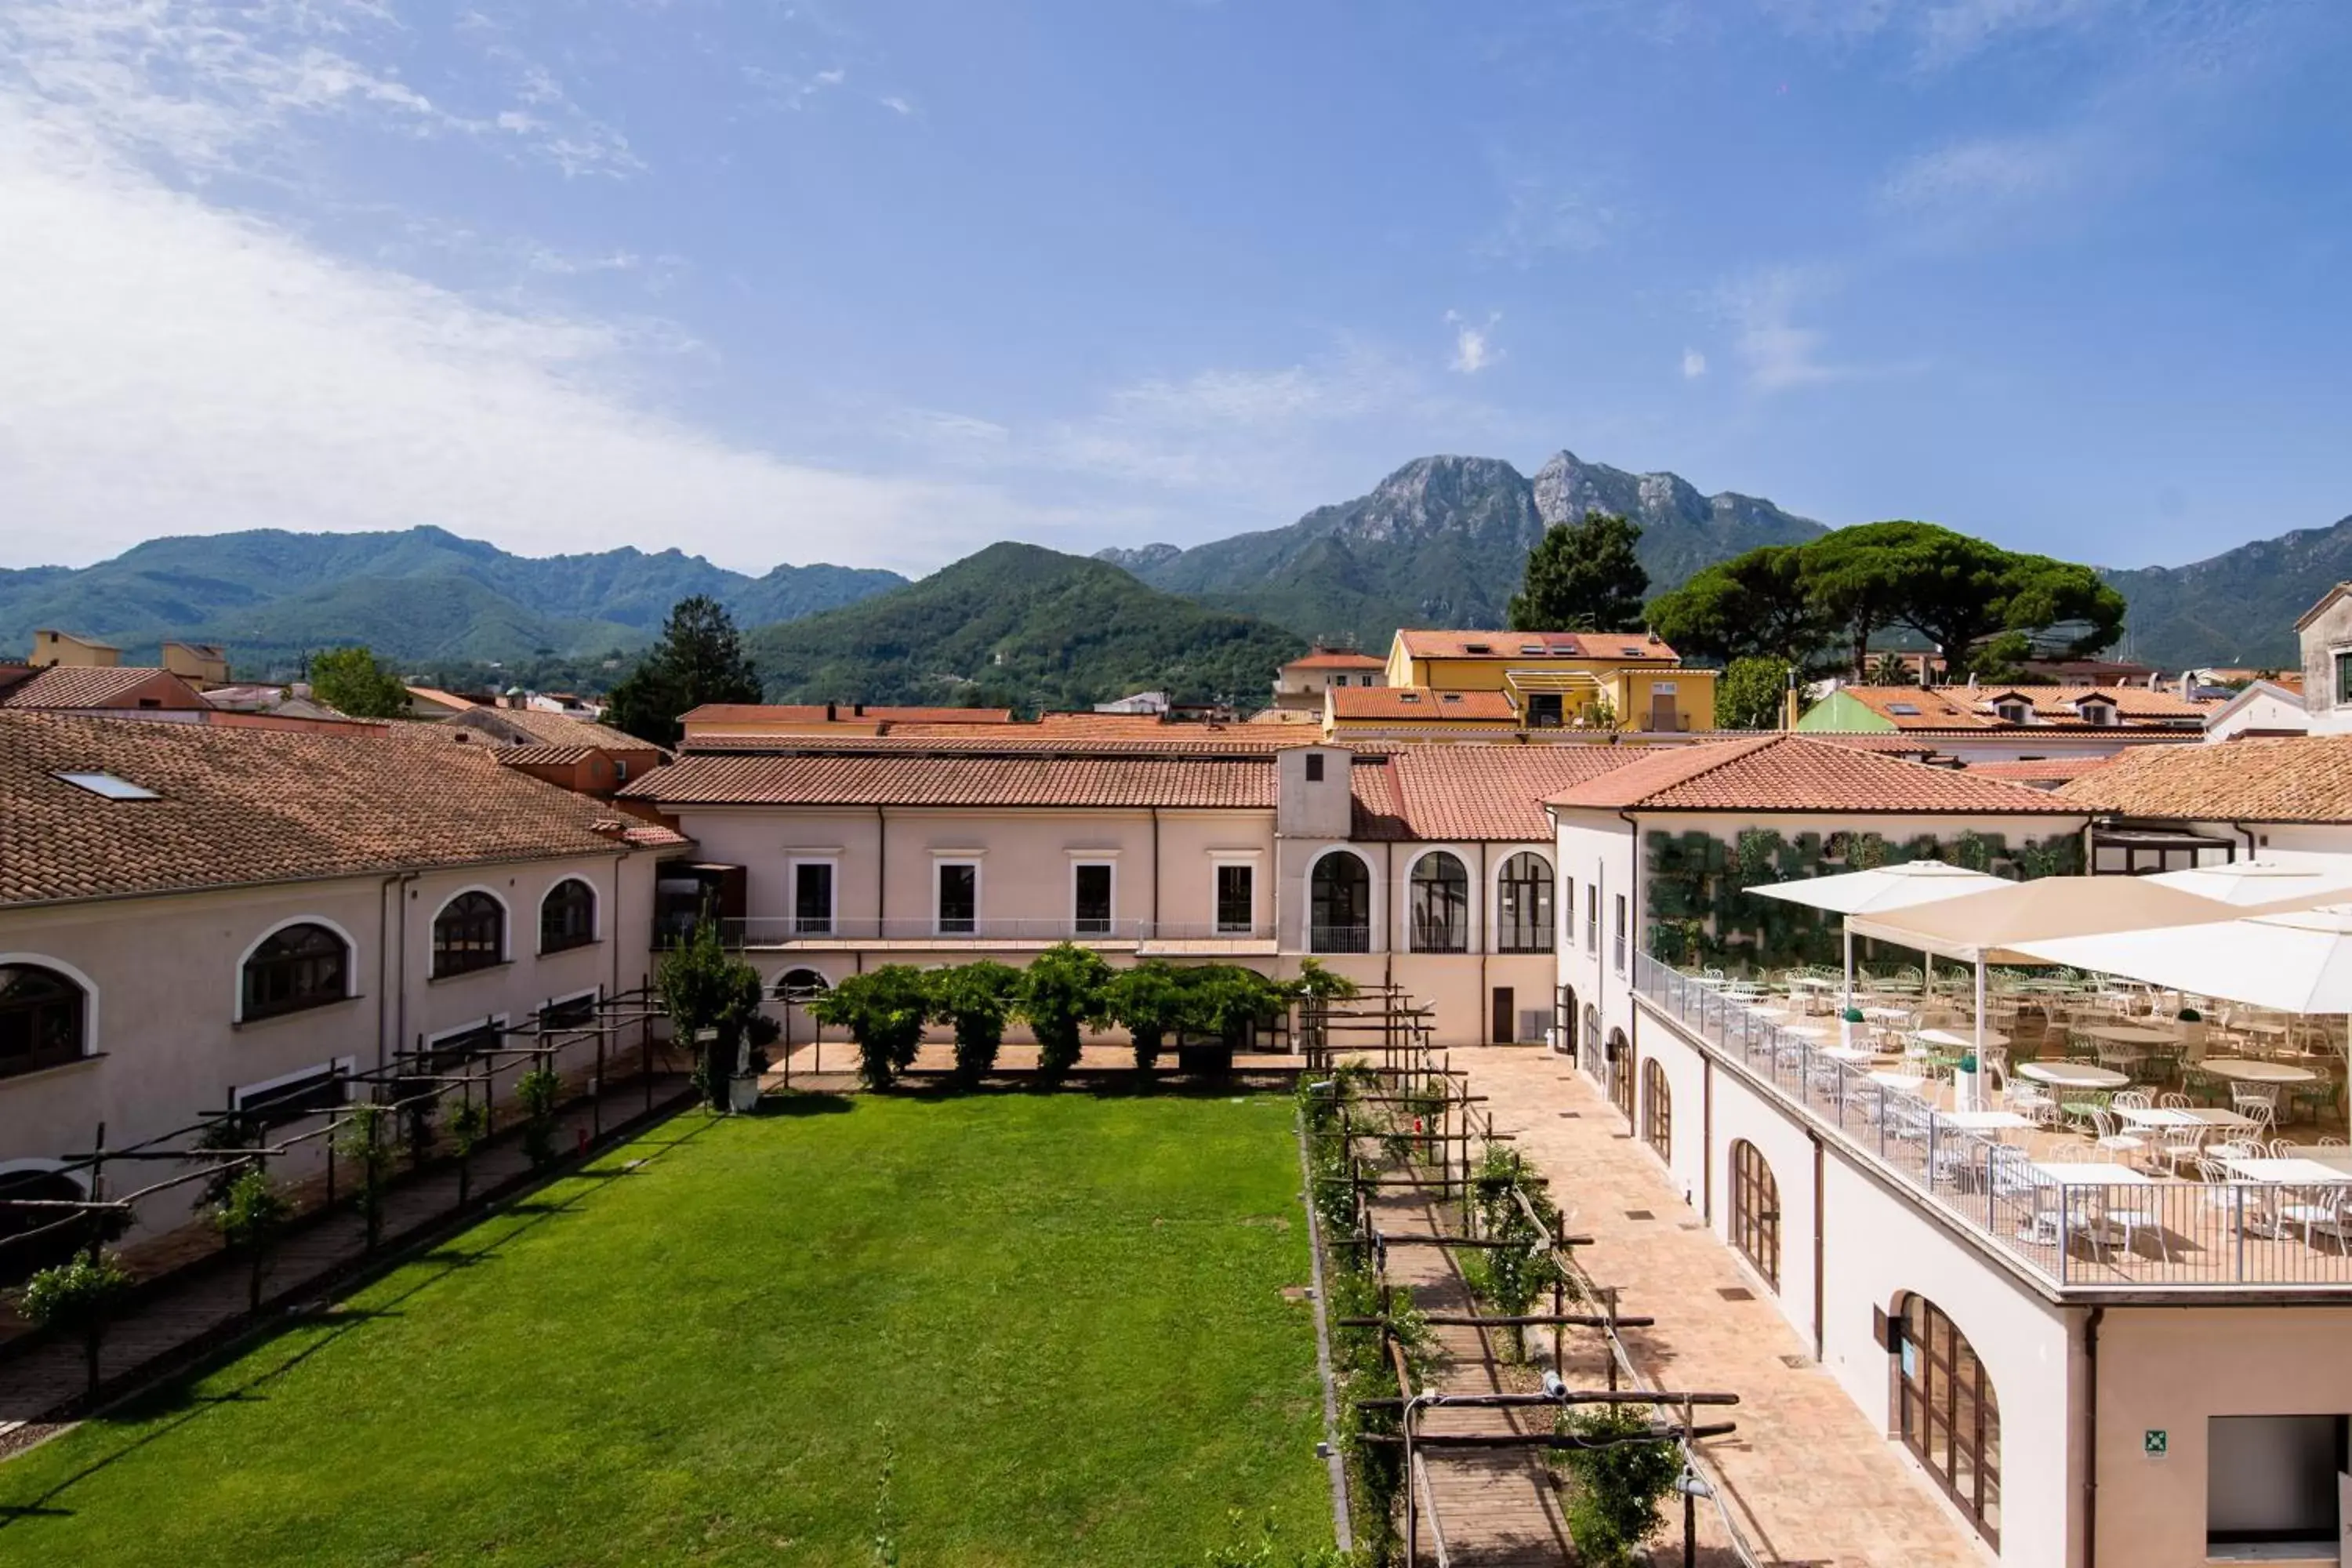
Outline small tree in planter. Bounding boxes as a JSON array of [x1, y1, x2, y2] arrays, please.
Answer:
[[1174, 966, 1291, 1076], [811, 965, 931, 1089], [17, 1250, 132, 1399], [334, 1102, 397, 1250], [447, 1097, 489, 1206], [515, 1065, 563, 1167], [1554, 1403, 1683, 1566], [1018, 943, 1111, 1085], [658, 921, 767, 1111], [927, 960, 1022, 1086], [214, 1165, 294, 1313], [1100, 960, 1189, 1073]]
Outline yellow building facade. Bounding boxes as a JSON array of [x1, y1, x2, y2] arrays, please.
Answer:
[[1380, 630, 1718, 733]]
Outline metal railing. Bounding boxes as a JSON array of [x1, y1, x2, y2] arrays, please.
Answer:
[[719, 916, 1277, 946], [1634, 954, 2352, 1291]]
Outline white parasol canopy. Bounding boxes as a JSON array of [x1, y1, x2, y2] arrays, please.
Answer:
[[2008, 904, 2352, 1014], [2143, 859, 2352, 910], [1844, 876, 2247, 965], [1745, 859, 2008, 916]]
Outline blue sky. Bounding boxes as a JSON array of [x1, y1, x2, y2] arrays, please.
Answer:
[[3, 1, 2349, 576]]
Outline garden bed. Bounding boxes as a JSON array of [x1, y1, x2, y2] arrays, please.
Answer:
[[0, 1092, 1330, 1566]]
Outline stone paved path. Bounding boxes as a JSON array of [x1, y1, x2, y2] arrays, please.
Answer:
[[1449, 1047, 1992, 1568]]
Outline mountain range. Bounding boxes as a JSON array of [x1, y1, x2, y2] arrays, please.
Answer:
[[1098, 450, 1826, 650], [746, 543, 1305, 710], [3, 452, 2341, 688], [0, 527, 906, 672]]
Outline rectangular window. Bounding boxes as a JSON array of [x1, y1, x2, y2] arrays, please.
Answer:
[[1305, 753, 1324, 782], [1215, 864, 1254, 935], [793, 861, 834, 935], [1613, 893, 1628, 974], [2209, 1415, 2343, 1548], [539, 993, 597, 1030], [1585, 884, 1599, 952], [234, 1060, 351, 1128], [937, 862, 978, 935], [2336, 650, 2352, 707], [1073, 862, 1113, 936]]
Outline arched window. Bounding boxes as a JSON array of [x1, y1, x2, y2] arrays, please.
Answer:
[[432, 891, 506, 978], [1409, 851, 1468, 953], [241, 923, 349, 1021], [0, 964, 85, 1079], [1640, 1058, 1671, 1161], [1731, 1141, 1780, 1293], [774, 967, 831, 1002], [1309, 853, 1371, 953], [1496, 851, 1554, 953], [1894, 1294, 2002, 1544], [1606, 1029, 1634, 1121], [539, 878, 597, 954], [0, 1165, 88, 1284]]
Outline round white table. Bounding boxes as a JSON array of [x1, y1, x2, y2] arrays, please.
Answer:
[[2019, 1061, 2130, 1090], [1917, 1027, 2010, 1052], [2200, 1058, 2319, 1084], [2075, 1023, 2180, 1047]]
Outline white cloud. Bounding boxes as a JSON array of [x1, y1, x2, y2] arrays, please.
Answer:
[[1878, 125, 2101, 212], [1445, 310, 1502, 376], [0, 0, 641, 180], [1711, 267, 1860, 392], [0, 110, 1046, 572], [1681, 347, 1708, 379], [879, 94, 916, 116], [1477, 174, 1619, 264]]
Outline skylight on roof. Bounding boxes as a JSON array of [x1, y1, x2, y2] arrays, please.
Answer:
[[56, 770, 158, 800], [1464, 642, 1492, 654], [1886, 702, 1921, 716], [1520, 644, 1543, 655]]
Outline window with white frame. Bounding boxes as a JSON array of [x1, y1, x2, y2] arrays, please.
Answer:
[[1495, 851, 1553, 953], [1613, 892, 1628, 972], [1072, 862, 1114, 936], [234, 1058, 354, 1128], [936, 861, 979, 935], [1584, 884, 1599, 951], [792, 860, 836, 936], [1214, 863, 1254, 935]]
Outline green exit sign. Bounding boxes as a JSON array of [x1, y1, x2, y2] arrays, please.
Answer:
[[2145, 1429, 2168, 1458]]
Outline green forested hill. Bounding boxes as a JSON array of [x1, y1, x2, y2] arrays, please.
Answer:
[[0, 527, 904, 673], [745, 543, 1305, 710]]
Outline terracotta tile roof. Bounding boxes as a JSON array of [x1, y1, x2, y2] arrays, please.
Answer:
[[678, 703, 1015, 726], [678, 730, 1326, 757], [0, 711, 670, 909], [0, 666, 207, 711], [494, 744, 601, 767], [1830, 684, 2214, 731], [1283, 651, 1386, 670], [1396, 629, 1679, 662], [405, 685, 485, 710], [1349, 747, 1653, 840], [455, 706, 656, 753], [1246, 708, 1323, 725], [592, 817, 693, 848], [1330, 686, 1518, 721], [1962, 757, 2115, 786], [1547, 735, 2082, 814], [2056, 735, 2352, 822], [619, 752, 1277, 809]]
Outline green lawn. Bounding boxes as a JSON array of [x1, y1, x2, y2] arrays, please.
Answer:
[[0, 1092, 1330, 1566]]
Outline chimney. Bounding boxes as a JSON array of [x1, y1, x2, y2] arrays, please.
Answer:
[[825, 701, 837, 722], [854, 702, 866, 718]]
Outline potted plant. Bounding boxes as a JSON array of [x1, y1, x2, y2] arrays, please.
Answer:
[[928, 960, 1022, 1085], [811, 965, 931, 1089], [1018, 943, 1112, 1085], [1101, 959, 1188, 1073], [17, 1251, 133, 1399]]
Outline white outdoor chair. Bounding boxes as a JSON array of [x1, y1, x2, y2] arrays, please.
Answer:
[[2086, 1108, 2147, 1164], [2281, 1186, 2352, 1254]]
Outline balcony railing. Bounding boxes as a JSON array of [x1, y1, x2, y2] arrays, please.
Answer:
[[1633, 953, 2352, 1292], [720, 917, 1276, 946]]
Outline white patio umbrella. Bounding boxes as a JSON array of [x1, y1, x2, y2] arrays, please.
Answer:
[[2143, 859, 2352, 909], [2009, 905, 2352, 1135], [1746, 861, 2009, 1010]]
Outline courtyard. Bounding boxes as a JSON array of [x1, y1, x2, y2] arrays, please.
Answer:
[[0, 1091, 1330, 1566]]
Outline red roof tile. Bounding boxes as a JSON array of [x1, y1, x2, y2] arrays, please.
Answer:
[[619, 753, 1276, 809], [1349, 748, 1653, 840], [1396, 630, 1678, 661], [1547, 735, 2082, 814], [1, 666, 208, 711], [1330, 686, 1518, 721], [1282, 651, 1386, 670], [2056, 734, 2352, 822], [0, 711, 673, 908], [679, 703, 1014, 725]]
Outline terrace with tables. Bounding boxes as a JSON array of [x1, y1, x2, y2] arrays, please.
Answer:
[[1631, 866, 2352, 1293]]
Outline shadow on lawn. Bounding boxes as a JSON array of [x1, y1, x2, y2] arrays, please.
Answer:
[[0, 1113, 724, 1532]]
